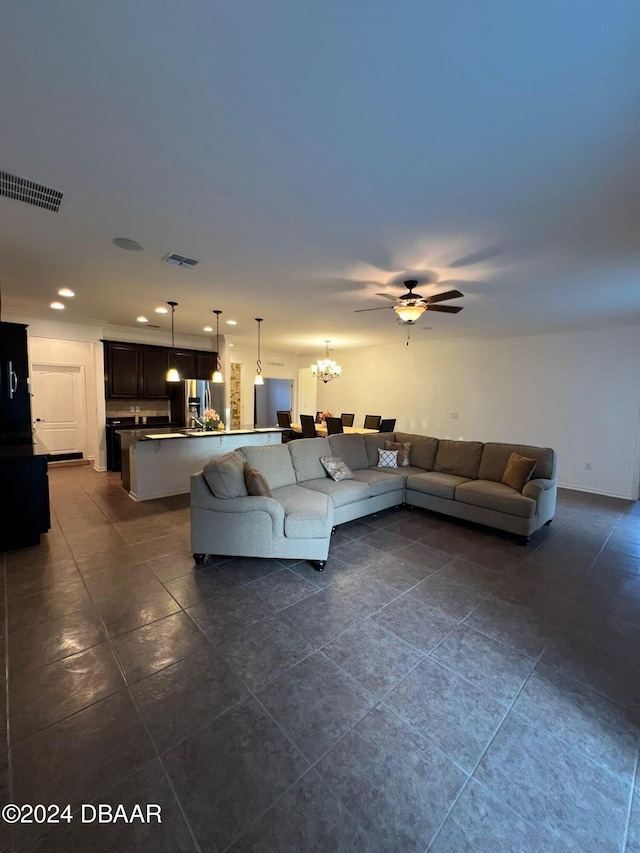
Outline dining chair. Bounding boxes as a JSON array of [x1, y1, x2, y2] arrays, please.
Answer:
[[363, 414, 382, 430], [300, 414, 318, 438], [325, 417, 344, 435], [341, 413, 355, 427], [276, 411, 292, 428], [379, 418, 396, 432], [315, 411, 323, 424]]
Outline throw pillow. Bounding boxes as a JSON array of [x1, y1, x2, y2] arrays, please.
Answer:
[[244, 462, 272, 497], [501, 453, 536, 492], [385, 440, 411, 467], [202, 452, 248, 499], [378, 448, 398, 468], [320, 456, 354, 482]]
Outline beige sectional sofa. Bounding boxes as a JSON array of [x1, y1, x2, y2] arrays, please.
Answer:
[[190, 432, 557, 570]]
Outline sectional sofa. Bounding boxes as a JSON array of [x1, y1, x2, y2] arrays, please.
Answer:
[[190, 432, 557, 570]]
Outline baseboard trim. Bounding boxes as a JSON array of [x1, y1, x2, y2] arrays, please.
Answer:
[[558, 482, 637, 502]]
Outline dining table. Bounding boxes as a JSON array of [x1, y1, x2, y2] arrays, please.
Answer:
[[290, 423, 379, 436]]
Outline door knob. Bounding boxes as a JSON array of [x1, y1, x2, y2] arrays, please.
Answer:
[[35, 418, 44, 422]]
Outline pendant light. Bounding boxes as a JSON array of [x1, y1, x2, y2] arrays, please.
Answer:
[[166, 301, 180, 382], [212, 309, 223, 383], [254, 318, 264, 385], [311, 340, 342, 383]]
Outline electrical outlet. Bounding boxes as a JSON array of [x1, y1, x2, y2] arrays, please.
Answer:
[[449, 412, 458, 419], [135, 406, 141, 412], [584, 462, 592, 471], [130, 406, 135, 412]]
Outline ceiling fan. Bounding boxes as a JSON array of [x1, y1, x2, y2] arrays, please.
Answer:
[[354, 279, 464, 323]]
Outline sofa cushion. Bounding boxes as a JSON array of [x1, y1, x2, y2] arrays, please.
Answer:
[[434, 440, 484, 479], [320, 456, 354, 482], [352, 468, 404, 497], [202, 452, 248, 499], [455, 480, 536, 519], [244, 462, 272, 497], [501, 453, 537, 492], [378, 448, 398, 468], [270, 485, 332, 539], [302, 478, 372, 508], [363, 432, 396, 466], [406, 471, 472, 500], [395, 433, 438, 470], [289, 437, 332, 482], [328, 434, 369, 471], [385, 440, 411, 466], [239, 444, 297, 489], [479, 443, 556, 482]]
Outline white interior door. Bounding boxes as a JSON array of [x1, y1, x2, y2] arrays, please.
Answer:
[[31, 363, 88, 456]]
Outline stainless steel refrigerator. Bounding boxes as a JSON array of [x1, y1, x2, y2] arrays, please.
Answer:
[[181, 379, 226, 426]]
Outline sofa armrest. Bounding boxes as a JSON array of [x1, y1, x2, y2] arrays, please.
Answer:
[[522, 478, 555, 499], [190, 473, 285, 531]]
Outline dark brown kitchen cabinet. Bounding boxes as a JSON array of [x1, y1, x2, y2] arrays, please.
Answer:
[[174, 350, 197, 379], [196, 351, 218, 380], [105, 343, 141, 398], [104, 341, 219, 398], [142, 348, 170, 397]]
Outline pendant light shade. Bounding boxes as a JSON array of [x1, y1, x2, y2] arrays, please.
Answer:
[[212, 309, 223, 383], [254, 318, 264, 386], [166, 301, 180, 382]]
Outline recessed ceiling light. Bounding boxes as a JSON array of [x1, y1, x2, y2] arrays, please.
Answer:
[[113, 237, 144, 251], [203, 326, 213, 332], [50, 302, 65, 310], [226, 320, 237, 325], [229, 343, 234, 347], [57, 288, 75, 298], [155, 307, 168, 314], [137, 316, 149, 323]]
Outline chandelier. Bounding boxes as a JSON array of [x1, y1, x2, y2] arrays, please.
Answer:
[[311, 341, 342, 384]]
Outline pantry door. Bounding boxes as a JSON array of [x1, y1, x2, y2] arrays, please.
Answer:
[[30, 363, 88, 456]]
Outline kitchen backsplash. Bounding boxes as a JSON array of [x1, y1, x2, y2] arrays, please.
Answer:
[[106, 400, 170, 418]]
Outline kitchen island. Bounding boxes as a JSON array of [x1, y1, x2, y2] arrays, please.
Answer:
[[118, 426, 283, 501]]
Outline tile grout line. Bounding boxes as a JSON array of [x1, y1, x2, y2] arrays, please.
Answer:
[[619, 732, 639, 853]]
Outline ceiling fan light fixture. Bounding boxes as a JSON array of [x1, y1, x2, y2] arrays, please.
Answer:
[[395, 303, 426, 323]]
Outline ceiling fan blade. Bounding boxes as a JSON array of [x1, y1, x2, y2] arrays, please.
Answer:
[[353, 306, 395, 313], [426, 304, 464, 314], [426, 289, 464, 304], [375, 293, 398, 301]]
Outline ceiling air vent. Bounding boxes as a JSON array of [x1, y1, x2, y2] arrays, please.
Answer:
[[0, 171, 63, 212], [163, 252, 199, 269]]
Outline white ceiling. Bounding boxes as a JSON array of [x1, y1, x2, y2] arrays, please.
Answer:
[[2, 0, 639, 354]]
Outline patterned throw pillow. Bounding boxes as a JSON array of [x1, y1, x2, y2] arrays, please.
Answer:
[[320, 456, 354, 481], [243, 462, 272, 497], [385, 440, 411, 467], [378, 448, 398, 468]]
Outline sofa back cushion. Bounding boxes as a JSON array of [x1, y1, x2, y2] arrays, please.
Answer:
[[363, 432, 395, 466], [239, 444, 297, 490], [479, 442, 556, 482], [203, 451, 248, 499], [395, 432, 438, 470], [289, 437, 332, 482], [434, 439, 484, 479], [328, 434, 369, 471]]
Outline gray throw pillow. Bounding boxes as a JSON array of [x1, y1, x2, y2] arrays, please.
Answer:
[[320, 456, 354, 482], [203, 452, 248, 499]]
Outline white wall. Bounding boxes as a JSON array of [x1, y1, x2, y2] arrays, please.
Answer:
[[315, 324, 640, 500]]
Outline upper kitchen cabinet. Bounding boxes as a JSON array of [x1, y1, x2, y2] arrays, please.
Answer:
[[196, 351, 218, 381], [104, 341, 218, 398], [105, 342, 142, 398], [142, 348, 170, 398], [174, 350, 197, 379]]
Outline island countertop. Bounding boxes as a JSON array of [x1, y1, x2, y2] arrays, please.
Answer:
[[116, 425, 284, 440], [117, 426, 283, 501]]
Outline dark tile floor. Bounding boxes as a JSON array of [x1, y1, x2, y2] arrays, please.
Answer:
[[1, 467, 640, 851]]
